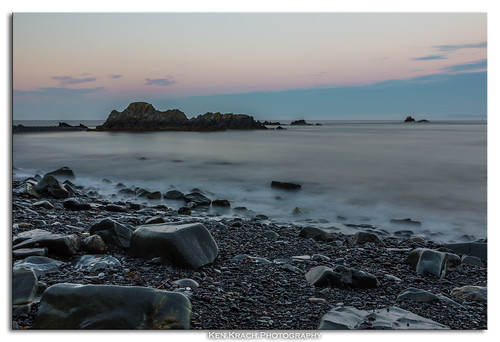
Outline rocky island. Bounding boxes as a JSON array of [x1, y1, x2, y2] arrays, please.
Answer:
[[96, 102, 267, 131]]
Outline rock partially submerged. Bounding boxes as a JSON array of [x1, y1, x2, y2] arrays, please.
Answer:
[[96, 102, 267, 131], [32, 283, 191, 329]]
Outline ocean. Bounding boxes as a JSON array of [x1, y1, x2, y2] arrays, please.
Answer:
[[12, 120, 487, 242]]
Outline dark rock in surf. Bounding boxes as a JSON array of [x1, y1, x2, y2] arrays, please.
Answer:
[[147, 191, 162, 200], [271, 181, 301, 190], [390, 218, 421, 226], [184, 192, 211, 206], [35, 175, 69, 199], [298, 226, 333, 242], [212, 199, 230, 207], [164, 190, 185, 200], [177, 206, 192, 215], [404, 116, 416, 122], [44, 166, 75, 181], [290, 119, 312, 126]]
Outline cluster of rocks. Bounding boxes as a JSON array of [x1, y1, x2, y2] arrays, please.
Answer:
[[13, 123, 90, 133], [404, 116, 430, 123], [95, 102, 267, 131], [12, 167, 487, 330]]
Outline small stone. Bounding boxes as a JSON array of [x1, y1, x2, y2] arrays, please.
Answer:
[[308, 297, 327, 304]]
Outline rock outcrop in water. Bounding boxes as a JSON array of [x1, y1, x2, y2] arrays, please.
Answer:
[[96, 102, 267, 131]]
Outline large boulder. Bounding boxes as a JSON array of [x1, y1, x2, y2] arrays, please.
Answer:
[[129, 223, 219, 269], [13, 229, 78, 257], [318, 306, 449, 329], [305, 265, 379, 289], [32, 284, 191, 329], [90, 218, 134, 249], [164, 190, 184, 200], [35, 174, 69, 199], [406, 248, 461, 278]]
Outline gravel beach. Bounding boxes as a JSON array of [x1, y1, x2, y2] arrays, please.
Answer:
[[11, 172, 487, 330]]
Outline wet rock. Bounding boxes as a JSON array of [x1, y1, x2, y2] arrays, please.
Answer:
[[13, 179, 40, 198], [350, 231, 384, 245], [14, 256, 64, 276], [13, 267, 39, 314], [406, 248, 461, 278], [129, 222, 219, 269], [35, 175, 69, 199], [81, 235, 108, 254], [164, 190, 185, 200], [118, 188, 136, 196], [390, 218, 421, 226], [461, 255, 484, 267], [13, 247, 48, 260], [44, 166, 75, 181], [103, 204, 127, 212], [183, 192, 211, 206], [173, 278, 200, 290], [298, 226, 333, 242], [311, 254, 331, 262], [212, 199, 230, 207], [90, 218, 134, 249], [147, 191, 162, 200], [177, 207, 192, 215], [282, 264, 304, 274], [32, 283, 191, 329], [33, 200, 54, 210], [396, 287, 461, 307], [261, 230, 279, 241], [13, 229, 78, 257], [271, 181, 301, 190], [318, 306, 449, 329], [305, 265, 379, 289], [76, 255, 122, 272], [63, 198, 91, 211], [145, 216, 166, 225], [450, 285, 487, 303]]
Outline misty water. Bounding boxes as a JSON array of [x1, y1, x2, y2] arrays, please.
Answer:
[[13, 120, 487, 242]]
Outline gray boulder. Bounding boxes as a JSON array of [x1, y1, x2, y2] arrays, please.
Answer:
[[32, 283, 191, 329], [318, 306, 449, 329], [129, 222, 219, 269], [13, 247, 48, 260], [13, 267, 39, 314], [81, 234, 108, 254], [298, 226, 333, 242], [461, 255, 484, 267], [35, 175, 69, 199], [90, 218, 134, 249], [13, 229, 78, 257], [406, 248, 461, 278], [305, 265, 379, 289], [76, 255, 122, 272], [450, 285, 487, 303], [13, 179, 40, 198]]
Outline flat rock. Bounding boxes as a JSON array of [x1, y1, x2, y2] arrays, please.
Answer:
[[13, 247, 48, 259], [76, 255, 122, 272], [129, 222, 219, 269], [64, 198, 91, 211], [14, 256, 64, 276], [396, 287, 461, 307], [32, 283, 191, 329], [318, 306, 449, 330], [305, 265, 379, 289], [33, 200, 54, 210], [173, 278, 200, 290], [13, 229, 78, 257]]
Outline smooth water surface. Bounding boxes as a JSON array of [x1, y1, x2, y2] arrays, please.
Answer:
[[13, 121, 487, 242]]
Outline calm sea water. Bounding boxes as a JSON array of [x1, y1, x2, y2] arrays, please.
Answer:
[[12, 120, 487, 242]]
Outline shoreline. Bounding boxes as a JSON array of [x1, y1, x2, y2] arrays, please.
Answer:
[[11, 169, 487, 330]]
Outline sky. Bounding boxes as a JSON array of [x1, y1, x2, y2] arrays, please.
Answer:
[[12, 12, 487, 120]]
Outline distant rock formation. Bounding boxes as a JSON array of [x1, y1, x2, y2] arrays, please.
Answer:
[[96, 102, 267, 131], [290, 119, 312, 126], [404, 116, 429, 123]]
